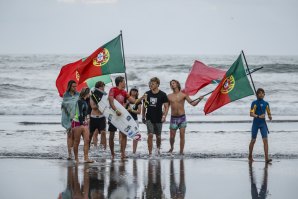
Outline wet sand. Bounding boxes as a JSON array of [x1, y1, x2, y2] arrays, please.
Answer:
[[0, 115, 298, 198], [0, 158, 297, 199]]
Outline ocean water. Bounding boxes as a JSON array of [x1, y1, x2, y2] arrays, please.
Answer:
[[0, 54, 297, 159], [0, 54, 298, 115]]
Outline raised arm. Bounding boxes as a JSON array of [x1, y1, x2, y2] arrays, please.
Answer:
[[186, 95, 203, 106]]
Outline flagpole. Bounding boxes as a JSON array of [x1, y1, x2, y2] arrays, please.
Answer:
[[241, 50, 257, 93], [242, 50, 270, 134], [189, 66, 263, 103], [120, 30, 129, 92]]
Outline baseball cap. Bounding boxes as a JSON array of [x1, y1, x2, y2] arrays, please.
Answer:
[[131, 86, 138, 91]]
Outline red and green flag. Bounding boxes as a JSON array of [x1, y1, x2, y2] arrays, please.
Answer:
[[183, 60, 226, 96], [204, 54, 254, 114], [56, 59, 111, 97], [77, 35, 125, 84]]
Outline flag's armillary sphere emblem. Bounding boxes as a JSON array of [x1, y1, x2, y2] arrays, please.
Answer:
[[75, 70, 80, 81], [93, 48, 110, 67], [221, 75, 235, 94]]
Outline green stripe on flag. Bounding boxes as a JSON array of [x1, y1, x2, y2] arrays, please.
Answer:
[[85, 75, 112, 88]]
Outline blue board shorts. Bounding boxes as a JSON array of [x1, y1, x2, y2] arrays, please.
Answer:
[[251, 121, 268, 139], [169, 115, 187, 130]]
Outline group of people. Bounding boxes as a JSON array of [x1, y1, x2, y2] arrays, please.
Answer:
[[61, 76, 272, 163]]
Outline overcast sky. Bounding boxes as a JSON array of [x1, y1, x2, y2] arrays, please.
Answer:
[[0, 0, 297, 55]]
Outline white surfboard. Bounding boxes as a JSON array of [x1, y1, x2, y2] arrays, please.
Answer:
[[91, 88, 141, 141]]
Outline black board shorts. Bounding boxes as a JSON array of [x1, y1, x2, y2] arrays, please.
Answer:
[[108, 121, 117, 132], [89, 116, 106, 133]]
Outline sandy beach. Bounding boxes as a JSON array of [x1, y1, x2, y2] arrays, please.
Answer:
[[0, 115, 298, 198]]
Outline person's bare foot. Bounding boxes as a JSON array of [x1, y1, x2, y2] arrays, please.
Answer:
[[84, 159, 94, 163], [157, 149, 161, 156], [167, 149, 173, 154], [265, 159, 272, 164], [111, 152, 115, 159], [121, 154, 127, 159], [248, 155, 254, 162], [75, 159, 79, 164]]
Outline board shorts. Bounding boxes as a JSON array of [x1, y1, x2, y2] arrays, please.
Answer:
[[169, 114, 187, 130], [71, 120, 81, 128], [108, 121, 118, 132], [251, 121, 268, 139], [146, 120, 162, 135], [89, 115, 106, 133]]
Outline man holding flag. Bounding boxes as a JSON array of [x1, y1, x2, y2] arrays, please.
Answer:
[[167, 79, 204, 155]]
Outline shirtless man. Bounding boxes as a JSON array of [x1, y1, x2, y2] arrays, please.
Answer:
[[89, 81, 107, 150], [167, 80, 203, 155]]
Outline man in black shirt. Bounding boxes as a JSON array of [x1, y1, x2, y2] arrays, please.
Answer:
[[142, 77, 169, 157]]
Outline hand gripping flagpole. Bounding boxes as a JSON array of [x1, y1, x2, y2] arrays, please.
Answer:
[[241, 50, 270, 134], [120, 30, 129, 92]]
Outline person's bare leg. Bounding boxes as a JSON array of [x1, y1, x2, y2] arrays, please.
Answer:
[[133, 139, 138, 154], [156, 134, 161, 155], [179, 128, 186, 155], [100, 131, 107, 150], [248, 139, 256, 162], [92, 129, 99, 147], [120, 132, 127, 159], [73, 127, 82, 163], [109, 131, 115, 159], [83, 127, 93, 163], [67, 128, 73, 159], [119, 132, 121, 146], [168, 129, 176, 153], [263, 138, 272, 163], [148, 133, 153, 155]]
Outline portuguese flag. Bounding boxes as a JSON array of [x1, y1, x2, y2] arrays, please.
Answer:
[[77, 34, 125, 84], [204, 54, 254, 114], [183, 60, 226, 96], [56, 59, 111, 97]]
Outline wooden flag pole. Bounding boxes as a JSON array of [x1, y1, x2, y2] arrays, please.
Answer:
[[120, 30, 129, 92]]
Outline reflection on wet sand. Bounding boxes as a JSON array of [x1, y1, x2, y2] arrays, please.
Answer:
[[142, 160, 164, 199], [58, 159, 187, 199], [89, 159, 106, 199], [249, 163, 269, 199], [58, 164, 89, 199], [170, 159, 186, 199]]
